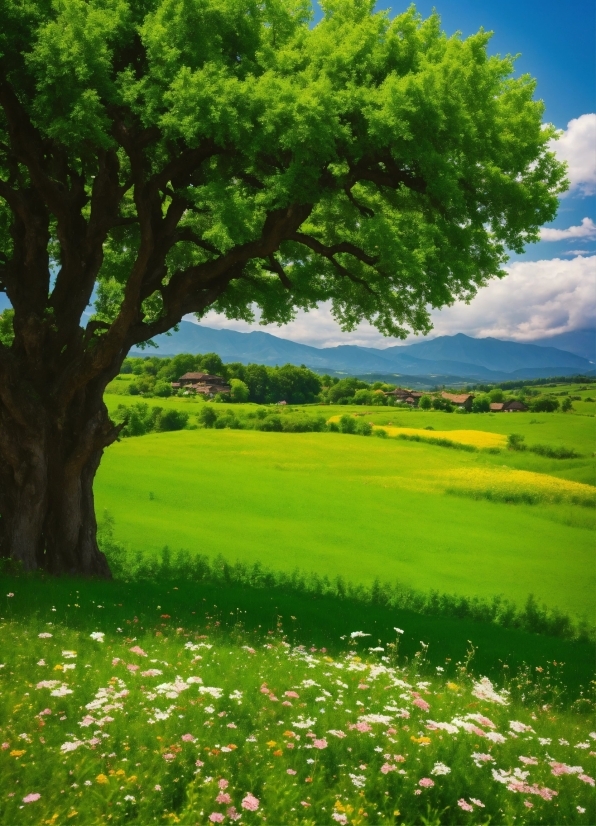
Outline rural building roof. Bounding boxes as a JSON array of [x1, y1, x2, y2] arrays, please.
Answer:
[[179, 372, 225, 382], [490, 402, 505, 411], [441, 392, 474, 404], [503, 400, 528, 410]]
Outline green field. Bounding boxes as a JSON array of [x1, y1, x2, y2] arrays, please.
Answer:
[[96, 403, 595, 622]]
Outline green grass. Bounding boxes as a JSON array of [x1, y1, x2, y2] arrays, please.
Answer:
[[94, 428, 595, 622], [0, 579, 594, 825]]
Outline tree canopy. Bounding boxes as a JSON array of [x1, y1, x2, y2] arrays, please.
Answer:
[[1, 0, 566, 355]]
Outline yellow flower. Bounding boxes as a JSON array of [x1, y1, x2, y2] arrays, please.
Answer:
[[447, 682, 459, 691], [44, 816, 59, 825], [67, 811, 78, 819], [266, 740, 277, 747], [410, 736, 431, 745], [53, 664, 63, 671], [273, 749, 283, 757], [96, 774, 109, 785], [10, 749, 25, 758]]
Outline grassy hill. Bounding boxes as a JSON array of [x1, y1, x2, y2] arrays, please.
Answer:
[[96, 404, 595, 622]]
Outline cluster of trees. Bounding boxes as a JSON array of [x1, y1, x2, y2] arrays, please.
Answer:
[[118, 355, 322, 405], [319, 377, 396, 405]]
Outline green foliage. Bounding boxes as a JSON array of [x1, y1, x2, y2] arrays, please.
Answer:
[[561, 396, 573, 412], [530, 397, 560, 413], [489, 388, 504, 403], [419, 394, 432, 410], [198, 405, 218, 428], [472, 394, 491, 413], [112, 403, 188, 436], [0, 308, 14, 346], [153, 379, 172, 397], [507, 433, 526, 451], [229, 378, 250, 403]]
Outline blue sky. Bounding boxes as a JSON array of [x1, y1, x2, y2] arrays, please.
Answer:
[[203, 0, 595, 346]]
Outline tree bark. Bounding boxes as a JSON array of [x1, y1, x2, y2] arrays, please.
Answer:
[[0, 383, 117, 577]]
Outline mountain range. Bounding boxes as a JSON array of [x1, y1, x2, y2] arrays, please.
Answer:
[[133, 321, 595, 382]]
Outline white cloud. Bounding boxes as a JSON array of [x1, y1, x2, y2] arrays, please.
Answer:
[[539, 217, 596, 241], [551, 114, 596, 196], [194, 255, 596, 347]]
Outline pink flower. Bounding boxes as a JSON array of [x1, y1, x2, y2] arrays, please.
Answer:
[[195, 760, 205, 768], [154, 785, 162, 791], [350, 722, 372, 733], [227, 807, 241, 821], [218, 779, 229, 790], [241, 793, 260, 811], [457, 799, 474, 812], [129, 646, 147, 657], [285, 691, 299, 699], [1, 743, 9, 750], [414, 789, 421, 795], [332, 814, 348, 825], [181, 734, 196, 742], [524, 801, 534, 809], [301, 801, 311, 807], [287, 769, 297, 775], [209, 813, 224, 823], [216, 793, 232, 804], [418, 778, 434, 788], [313, 739, 327, 750], [413, 697, 430, 712], [23, 793, 41, 804], [111, 658, 120, 666], [579, 774, 595, 786], [357, 683, 369, 690], [394, 755, 406, 762], [519, 756, 539, 765], [39, 709, 52, 716], [381, 763, 396, 774], [282, 701, 292, 707], [126, 663, 139, 672], [141, 669, 162, 677], [163, 753, 176, 761]]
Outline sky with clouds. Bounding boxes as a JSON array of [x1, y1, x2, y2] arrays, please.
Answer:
[[197, 0, 595, 348]]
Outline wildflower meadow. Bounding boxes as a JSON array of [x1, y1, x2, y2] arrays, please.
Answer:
[[1, 589, 594, 826]]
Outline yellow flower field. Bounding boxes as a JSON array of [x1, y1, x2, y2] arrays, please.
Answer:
[[378, 426, 507, 449], [444, 466, 596, 508]]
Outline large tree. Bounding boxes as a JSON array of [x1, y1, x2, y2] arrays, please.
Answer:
[[0, 0, 566, 575]]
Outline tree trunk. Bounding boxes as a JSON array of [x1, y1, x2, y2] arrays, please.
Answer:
[[0, 391, 116, 577]]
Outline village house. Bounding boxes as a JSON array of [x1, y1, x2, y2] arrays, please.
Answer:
[[384, 388, 425, 406], [172, 372, 231, 397], [441, 391, 474, 410], [490, 400, 529, 413]]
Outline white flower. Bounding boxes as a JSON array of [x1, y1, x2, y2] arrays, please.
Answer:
[[394, 628, 404, 635], [90, 632, 105, 642], [60, 741, 83, 753], [38, 633, 53, 639], [349, 773, 366, 789], [509, 721, 534, 734], [431, 762, 451, 776], [472, 677, 509, 705], [61, 651, 77, 659], [350, 632, 371, 638]]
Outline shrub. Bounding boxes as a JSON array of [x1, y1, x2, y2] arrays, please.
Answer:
[[419, 394, 432, 410], [156, 409, 189, 432], [255, 415, 283, 432], [153, 380, 172, 398], [507, 433, 526, 451], [229, 378, 250, 403], [198, 406, 218, 428], [338, 414, 357, 434], [354, 419, 373, 436]]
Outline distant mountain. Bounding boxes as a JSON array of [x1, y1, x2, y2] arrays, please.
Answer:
[[131, 321, 593, 381], [529, 329, 595, 363], [384, 333, 591, 373]]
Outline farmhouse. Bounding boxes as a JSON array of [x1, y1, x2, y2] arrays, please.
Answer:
[[490, 400, 529, 413], [441, 391, 474, 410], [384, 388, 425, 406], [173, 372, 231, 397]]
